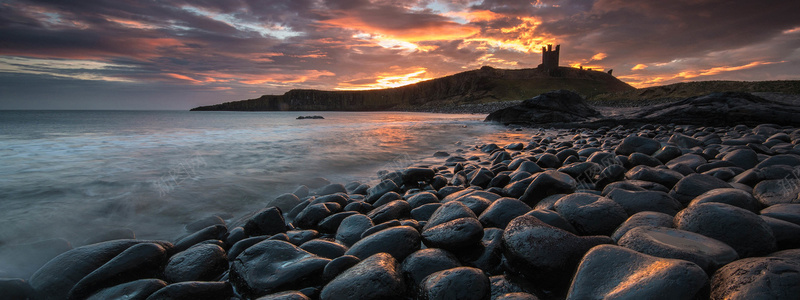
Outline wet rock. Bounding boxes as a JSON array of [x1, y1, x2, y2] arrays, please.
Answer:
[[634, 92, 800, 127], [524, 209, 577, 233], [343, 201, 372, 214], [320, 253, 405, 300], [653, 145, 683, 163], [669, 173, 733, 205], [753, 179, 800, 206], [495, 292, 540, 300], [761, 216, 800, 249], [401, 248, 462, 288], [366, 200, 411, 224], [318, 211, 359, 234], [611, 211, 674, 242], [173, 224, 227, 252], [286, 229, 320, 246], [668, 133, 702, 149], [29, 240, 171, 300], [294, 203, 338, 230], [606, 189, 682, 216], [618, 226, 738, 272], [553, 193, 628, 236], [567, 245, 707, 299], [361, 220, 402, 239], [272, 193, 303, 212], [345, 226, 420, 261], [0, 238, 72, 280], [485, 90, 601, 126], [518, 170, 576, 207], [536, 153, 561, 169], [710, 256, 800, 300], [145, 281, 232, 300], [722, 148, 760, 169], [425, 201, 478, 230], [755, 154, 800, 168], [625, 165, 683, 189], [407, 192, 439, 208], [0, 278, 35, 300], [411, 203, 441, 222], [502, 215, 611, 288], [464, 228, 506, 275], [256, 291, 311, 300], [84, 279, 166, 300], [311, 193, 349, 207], [228, 236, 268, 261], [299, 239, 348, 259], [442, 189, 499, 216], [489, 275, 538, 300], [616, 135, 661, 156], [418, 267, 490, 300], [322, 255, 360, 282], [244, 207, 287, 236], [676, 202, 776, 257], [688, 188, 761, 212], [372, 192, 403, 208], [627, 152, 663, 167], [68, 242, 169, 299], [468, 168, 495, 188], [761, 203, 800, 225], [666, 153, 707, 171], [366, 180, 401, 203], [478, 198, 531, 228], [229, 240, 330, 298], [422, 217, 484, 251]]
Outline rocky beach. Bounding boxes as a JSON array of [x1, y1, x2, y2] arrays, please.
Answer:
[[3, 91, 800, 299]]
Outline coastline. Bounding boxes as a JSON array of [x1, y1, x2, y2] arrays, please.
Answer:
[[5, 118, 800, 299]]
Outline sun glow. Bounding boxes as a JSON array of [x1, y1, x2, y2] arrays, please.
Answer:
[[335, 67, 433, 90]]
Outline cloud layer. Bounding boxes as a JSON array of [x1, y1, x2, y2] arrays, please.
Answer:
[[1, 0, 798, 109]]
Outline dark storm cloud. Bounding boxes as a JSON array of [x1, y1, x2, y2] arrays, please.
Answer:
[[0, 0, 798, 109]]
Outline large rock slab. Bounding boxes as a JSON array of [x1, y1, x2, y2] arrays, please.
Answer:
[[320, 253, 405, 300], [485, 90, 602, 126], [567, 245, 708, 299], [633, 92, 800, 127], [229, 240, 330, 298]]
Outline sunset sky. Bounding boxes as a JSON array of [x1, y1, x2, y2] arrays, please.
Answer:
[[1, 0, 799, 109]]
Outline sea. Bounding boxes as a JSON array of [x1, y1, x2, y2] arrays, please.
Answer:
[[0, 110, 513, 248]]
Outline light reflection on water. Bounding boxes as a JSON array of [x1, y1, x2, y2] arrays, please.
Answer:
[[0, 110, 519, 247]]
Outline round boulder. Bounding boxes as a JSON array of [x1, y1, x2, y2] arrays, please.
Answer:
[[675, 202, 776, 257], [418, 267, 490, 300], [320, 253, 405, 300], [553, 193, 628, 236], [618, 226, 738, 272]]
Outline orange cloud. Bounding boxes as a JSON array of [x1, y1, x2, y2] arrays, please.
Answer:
[[591, 53, 608, 61], [335, 67, 433, 90], [445, 9, 504, 22], [677, 61, 783, 78], [240, 70, 336, 85], [319, 12, 479, 43], [167, 73, 202, 83], [632, 64, 648, 70]]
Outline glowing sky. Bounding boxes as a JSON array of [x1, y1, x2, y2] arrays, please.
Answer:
[[1, 0, 798, 109]]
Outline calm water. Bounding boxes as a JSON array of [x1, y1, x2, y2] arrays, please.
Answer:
[[0, 110, 505, 247]]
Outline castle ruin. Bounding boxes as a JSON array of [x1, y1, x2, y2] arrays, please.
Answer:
[[539, 44, 560, 72]]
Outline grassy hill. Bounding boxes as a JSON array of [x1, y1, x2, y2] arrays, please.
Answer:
[[588, 80, 800, 106], [191, 66, 635, 111]]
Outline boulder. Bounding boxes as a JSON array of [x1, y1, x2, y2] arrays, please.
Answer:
[[611, 211, 674, 242], [634, 92, 800, 127], [675, 202, 776, 257], [418, 267, 490, 300], [485, 90, 602, 125], [710, 256, 800, 299], [553, 193, 628, 236], [669, 173, 732, 205], [618, 226, 738, 272], [320, 253, 405, 300], [345, 226, 420, 261], [229, 240, 330, 298], [400, 248, 462, 288], [518, 170, 576, 207]]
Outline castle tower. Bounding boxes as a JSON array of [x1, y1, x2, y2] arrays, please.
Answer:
[[539, 44, 560, 72]]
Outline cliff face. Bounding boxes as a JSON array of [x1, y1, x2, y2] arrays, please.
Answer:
[[191, 66, 635, 111]]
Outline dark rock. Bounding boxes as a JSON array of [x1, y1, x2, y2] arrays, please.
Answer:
[[611, 211, 674, 242], [606, 189, 682, 216], [366, 200, 411, 224], [224, 226, 246, 247], [403, 167, 436, 184], [419, 267, 490, 300], [627, 152, 663, 167], [653, 145, 682, 163], [753, 179, 800, 206], [372, 192, 403, 208], [425, 201, 478, 230], [434, 151, 450, 157], [361, 220, 401, 239], [318, 183, 347, 196], [633, 92, 800, 127], [618, 226, 738, 272], [229, 240, 330, 298], [478, 198, 531, 229], [145, 281, 232, 300], [411, 203, 441, 222], [85, 279, 166, 300], [567, 245, 707, 299], [762, 216, 800, 249], [489, 275, 538, 300], [710, 256, 800, 300], [343, 201, 372, 214], [524, 209, 577, 233], [502, 215, 611, 288], [553, 193, 628, 236], [502, 177, 534, 198], [536, 153, 561, 168], [163, 244, 227, 283], [256, 291, 311, 300], [761, 203, 800, 226], [320, 253, 405, 300], [299, 239, 348, 259], [688, 188, 761, 212], [345, 226, 420, 261], [422, 217, 484, 251], [286, 229, 320, 246], [442, 190, 497, 216], [666, 153, 707, 171], [676, 202, 776, 257], [69, 242, 169, 299], [516, 161, 543, 174], [318, 211, 359, 234], [244, 207, 287, 236], [294, 203, 337, 230], [755, 153, 800, 168], [615, 135, 661, 156], [401, 248, 462, 288], [228, 236, 268, 261], [366, 180, 400, 203], [668, 133, 702, 148], [485, 90, 601, 126], [0, 238, 72, 280], [407, 192, 439, 208], [173, 224, 227, 252], [272, 193, 303, 212], [495, 292, 540, 300], [0, 278, 35, 300], [29, 240, 171, 300], [293, 186, 310, 199], [722, 148, 760, 169], [625, 165, 683, 189], [518, 170, 576, 207], [322, 255, 360, 282], [669, 173, 733, 205], [310, 193, 349, 207]]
